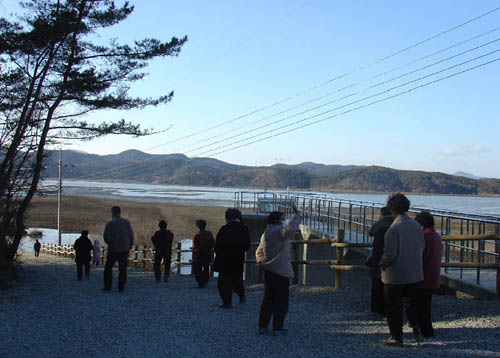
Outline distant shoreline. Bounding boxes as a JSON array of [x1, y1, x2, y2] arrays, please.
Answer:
[[43, 178, 500, 198]]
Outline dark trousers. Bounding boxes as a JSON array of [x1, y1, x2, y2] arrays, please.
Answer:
[[154, 252, 171, 281], [193, 259, 210, 287], [34, 251, 40, 257], [415, 288, 434, 337], [217, 271, 244, 306], [76, 260, 90, 280], [259, 270, 289, 331], [384, 283, 419, 339], [104, 251, 129, 290], [371, 277, 385, 315]]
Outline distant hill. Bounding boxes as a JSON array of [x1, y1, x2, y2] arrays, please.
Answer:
[[453, 171, 482, 180], [41, 150, 500, 195]]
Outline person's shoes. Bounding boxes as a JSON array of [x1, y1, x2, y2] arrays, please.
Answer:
[[413, 326, 424, 344], [239, 295, 247, 304], [118, 287, 125, 293], [101, 288, 111, 292], [219, 304, 232, 309], [86, 275, 90, 280], [155, 278, 161, 282], [381, 336, 403, 347], [258, 327, 269, 335], [272, 328, 288, 336], [164, 277, 169, 282]]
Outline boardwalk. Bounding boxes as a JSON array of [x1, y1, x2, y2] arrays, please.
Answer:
[[1, 253, 499, 358]]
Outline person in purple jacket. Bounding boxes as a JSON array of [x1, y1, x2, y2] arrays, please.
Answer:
[[414, 211, 443, 338]]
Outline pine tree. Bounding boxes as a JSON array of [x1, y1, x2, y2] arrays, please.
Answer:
[[0, 0, 187, 264]]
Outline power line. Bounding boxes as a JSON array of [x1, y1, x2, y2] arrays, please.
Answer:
[[187, 42, 500, 156], [173, 26, 500, 154], [196, 50, 500, 157], [203, 56, 500, 158], [144, 5, 500, 152]]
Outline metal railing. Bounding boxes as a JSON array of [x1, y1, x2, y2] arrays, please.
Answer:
[[234, 191, 500, 289]]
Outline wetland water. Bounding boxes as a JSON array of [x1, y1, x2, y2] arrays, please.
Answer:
[[41, 180, 500, 215]]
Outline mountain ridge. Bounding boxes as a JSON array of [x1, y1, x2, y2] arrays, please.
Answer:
[[41, 150, 500, 195]]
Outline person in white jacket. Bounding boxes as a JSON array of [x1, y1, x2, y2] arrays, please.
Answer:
[[256, 203, 302, 336]]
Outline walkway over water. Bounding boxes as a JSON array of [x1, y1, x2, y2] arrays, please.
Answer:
[[235, 192, 500, 298], [2, 253, 500, 358]]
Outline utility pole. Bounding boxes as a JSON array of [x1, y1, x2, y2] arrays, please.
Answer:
[[57, 149, 62, 245]]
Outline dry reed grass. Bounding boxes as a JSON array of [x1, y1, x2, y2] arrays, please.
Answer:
[[26, 196, 227, 246]]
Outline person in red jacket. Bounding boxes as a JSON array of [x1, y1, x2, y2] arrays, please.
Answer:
[[414, 211, 443, 338], [192, 219, 215, 288]]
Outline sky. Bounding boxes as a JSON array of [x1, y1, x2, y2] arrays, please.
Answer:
[[2, 1, 500, 178]]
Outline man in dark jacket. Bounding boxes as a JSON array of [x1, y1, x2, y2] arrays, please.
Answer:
[[151, 220, 174, 282], [74, 231, 93, 280], [214, 208, 250, 308], [103, 206, 134, 292], [366, 206, 394, 315]]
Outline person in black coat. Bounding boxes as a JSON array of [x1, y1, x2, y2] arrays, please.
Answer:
[[151, 220, 174, 282], [74, 231, 93, 280], [34, 239, 41, 257], [366, 206, 394, 315], [214, 208, 250, 308]]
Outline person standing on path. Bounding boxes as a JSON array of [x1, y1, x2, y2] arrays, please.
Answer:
[[414, 211, 443, 338], [102, 206, 134, 292], [192, 219, 215, 288], [93, 240, 101, 267], [256, 203, 302, 336], [151, 220, 174, 282], [380, 193, 424, 347], [214, 208, 250, 308], [74, 231, 93, 280], [366, 206, 394, 315], [34, 239, 41, 257]]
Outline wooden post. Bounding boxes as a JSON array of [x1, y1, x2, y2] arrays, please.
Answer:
[[292, 237, 299, 285], [134, 245, 139, 267], [335, 229, 344, 289], [177, 242, 182, 274], [496, 238, 500, 298]]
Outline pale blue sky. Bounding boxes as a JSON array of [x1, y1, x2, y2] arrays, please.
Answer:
[[2, 1, 500, 178]]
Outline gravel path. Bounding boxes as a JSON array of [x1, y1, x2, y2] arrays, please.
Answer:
[[1, 253, 499, 358]]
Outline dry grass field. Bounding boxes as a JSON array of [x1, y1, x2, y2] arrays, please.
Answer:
[[25, 196, 227, 245]]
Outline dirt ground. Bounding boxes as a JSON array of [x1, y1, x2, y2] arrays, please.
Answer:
[[25, 196, 228, 245]]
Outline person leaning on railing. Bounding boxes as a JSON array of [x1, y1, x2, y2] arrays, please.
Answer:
[[256, 202, 302, 336]]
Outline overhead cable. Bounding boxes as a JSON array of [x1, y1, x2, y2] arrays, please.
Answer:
[[194, 49, 500, 157], [144, 5, 500, 152], [172, 26, 500, 154], [188, 44, 500, 156], [202, 56, 500, 157]]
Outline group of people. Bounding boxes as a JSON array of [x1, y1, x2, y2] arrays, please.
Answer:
[[44, 192, 443, 343], [64, 204, 302, 337], [366, 193, 443, 347]]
